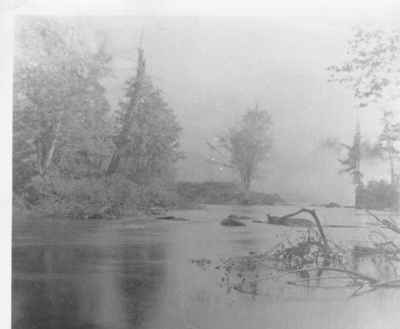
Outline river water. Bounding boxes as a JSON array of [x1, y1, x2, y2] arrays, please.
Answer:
[[12, 205, 400, 329]]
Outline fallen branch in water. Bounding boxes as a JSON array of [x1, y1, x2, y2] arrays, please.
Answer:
[[211, 209, 400, 298], [274, 208, 330, 251], [367, 210, 400, 234], [350, 278, 400, 298], [290, 267, 378, 284]]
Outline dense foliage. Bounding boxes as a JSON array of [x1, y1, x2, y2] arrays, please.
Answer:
[[13, 18, 182, 218], [356, 179, 398, 210]]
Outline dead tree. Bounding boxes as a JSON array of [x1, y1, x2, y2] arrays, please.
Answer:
[[277, 208, 330, 251], [106, 47, 146, 176]]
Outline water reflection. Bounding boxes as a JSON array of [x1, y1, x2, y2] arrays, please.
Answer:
[[13, 238, 167, 329], [12, 207, 400, 329]]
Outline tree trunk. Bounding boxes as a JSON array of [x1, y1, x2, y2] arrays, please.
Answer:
[[389, 154, 395, 186], [35, 112, 62, 177], [106, 152, 121, 176], [106, 47, 146, 176]]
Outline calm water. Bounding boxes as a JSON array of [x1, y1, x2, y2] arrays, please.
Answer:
[[12, 205, 400, 329]]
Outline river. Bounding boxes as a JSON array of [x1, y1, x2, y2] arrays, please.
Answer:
[[12, 205, 400, 329]]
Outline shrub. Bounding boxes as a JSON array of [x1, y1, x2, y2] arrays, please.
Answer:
[[28, 174, 140, 219], [356, 179, 398, 210]]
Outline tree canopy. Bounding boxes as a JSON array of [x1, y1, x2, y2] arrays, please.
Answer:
[[13, 17, 183, 217]]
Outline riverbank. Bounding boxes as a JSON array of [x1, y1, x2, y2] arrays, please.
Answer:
[[14, 181, 284, 221], [175, 181, 284, 206]]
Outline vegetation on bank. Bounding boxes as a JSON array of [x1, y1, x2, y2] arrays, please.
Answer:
[[13, 18, 399, 219], [13, 18, 182, 219], [175, 181, 284, 206], [13, 18, 282, 220], [356, 179, 399, 210]]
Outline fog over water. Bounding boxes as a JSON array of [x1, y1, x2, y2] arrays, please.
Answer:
[[10, 3, 400, 329], [62, 13, 399, 204]]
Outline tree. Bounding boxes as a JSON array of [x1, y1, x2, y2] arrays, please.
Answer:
[[377, 110, 400, 186], [208, 107, 272, 192], [115, 76, 183, 185], [13, 17, 182, 217], [13, 17, 113, 189], [328, 27, 400, 208], [327, 27, 400, 108], [339, 124, 362, 186]]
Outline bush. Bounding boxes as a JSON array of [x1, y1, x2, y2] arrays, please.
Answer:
[[136, 179, 181, 210], [356, 179, 398, 210], [27, 174, 140, 219], [175, 181, 284, 205]]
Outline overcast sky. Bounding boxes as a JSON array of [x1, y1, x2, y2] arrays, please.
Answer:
[[67, 13, 398, 204], [10, 0, 400, 204]]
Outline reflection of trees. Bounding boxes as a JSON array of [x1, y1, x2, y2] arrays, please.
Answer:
[[13, 241, 168, 329], [118, 242, 167, 327], [13, 245, 94, 329]]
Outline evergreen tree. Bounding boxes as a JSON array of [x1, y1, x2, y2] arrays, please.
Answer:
[[113, 66, 182, 185]]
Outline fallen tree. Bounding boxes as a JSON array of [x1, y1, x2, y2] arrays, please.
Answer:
[[193, 208, 400, 298]]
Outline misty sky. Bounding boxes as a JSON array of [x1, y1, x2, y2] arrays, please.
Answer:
[[61, 13, 399, 204]]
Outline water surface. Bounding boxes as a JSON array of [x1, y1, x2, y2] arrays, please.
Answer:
[[13, 205, 400, 329]]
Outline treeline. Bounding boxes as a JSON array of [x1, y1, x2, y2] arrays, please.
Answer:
[[13, 18, 182, 219], [176, 181, 283, 206], [355, 180, 398, 211]]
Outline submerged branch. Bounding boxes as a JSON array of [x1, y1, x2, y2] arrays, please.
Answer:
[[279, 208, 330, 251], [367, 210, 400, 234], [291, 267, 378, 284]]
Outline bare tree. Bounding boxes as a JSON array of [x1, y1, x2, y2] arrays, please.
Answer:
[[208, 106, 272, 192]]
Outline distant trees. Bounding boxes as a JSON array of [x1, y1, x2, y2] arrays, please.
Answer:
[[377, 111, 400, 186], [208, 107, 272, 192], [356, 180, 398, 210]]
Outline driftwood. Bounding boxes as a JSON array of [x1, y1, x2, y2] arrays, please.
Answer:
[[367, 210, 400, 234], [215, 209, 400, 298], [268, 208, 330, 251], [227, 214, 253, 220], [156, 216, 189, 222], [284, 211, 400, 297], [267, 215, 314, 227]]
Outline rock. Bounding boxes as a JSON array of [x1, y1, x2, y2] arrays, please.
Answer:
[[252, 219, 267, 224], [322, 202, 341, 208], [156, 215, 189, 221], [220, 217, 246, 227], [227, 214, 253, 220], [87, 213, 104, 220], [149, 207, 167, 215]]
